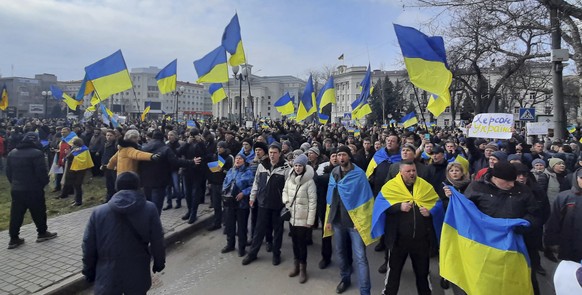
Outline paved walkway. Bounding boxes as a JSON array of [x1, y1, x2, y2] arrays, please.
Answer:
[[0, 202, 213, 295]]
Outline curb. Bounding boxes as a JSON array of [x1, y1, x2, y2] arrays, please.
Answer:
[[34, 214, 213, 295]]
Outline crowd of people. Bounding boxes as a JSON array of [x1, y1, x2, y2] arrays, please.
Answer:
[[1, 116, 582, 295]]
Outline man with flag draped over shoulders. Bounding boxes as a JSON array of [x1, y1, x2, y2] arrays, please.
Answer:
[[371, 161, 444, 295], [324, 146, 377, 295]]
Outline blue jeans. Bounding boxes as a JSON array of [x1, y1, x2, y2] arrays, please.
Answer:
[[333, 223, 371, 295], [166, 171, 182, 205], [144, 187, 166, 216]]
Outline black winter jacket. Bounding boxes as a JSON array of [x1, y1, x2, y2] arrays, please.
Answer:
[[177, 140, 210, 178], [249, 158, 289, 209], [140, 139, 192, 188], [6, 142, 49, 191]]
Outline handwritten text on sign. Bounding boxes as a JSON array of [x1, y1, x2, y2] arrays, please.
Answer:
[[468, 113, 513, 139]]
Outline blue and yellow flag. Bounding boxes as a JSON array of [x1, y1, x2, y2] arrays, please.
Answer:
[[394, 24, 452, 115], [324, 165, 378, 246], [84, 50, 133, 100], [194, 46, 229, 83], [62, 131, 78, 145], [156, 59, 177, 94], [208, 155, 225, 172], [222, 13, 246, 67], [354, 129, 361, 137], [50, 85, 79, 111], [568, 125, 576, 134], [401, 112, 418, 128], [76, 73, 95, 101], [427, 93, 448, 118], [209, 83, 227, 104], [454, 154, 469, 174], [440, 187, 533, 295], [317, 76, 336, 113], [371, 172, 444, 240], [274, 92, 295, 116], [0, 84, 8, 110], [100, 104, 118, 128], [365, 148, 402, 178], [351, 65, 372, 120], [318, 113, 330, 124], [141, 101, 151, 121], [70, 145, 94, 171], [296, 74, 316, 122]]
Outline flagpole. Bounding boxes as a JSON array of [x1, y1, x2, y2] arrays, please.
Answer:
[[130, 87, 142, 118], [411, 84, 429, 130]]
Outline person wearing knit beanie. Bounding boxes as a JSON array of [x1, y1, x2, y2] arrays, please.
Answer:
[[293, 154, 308, 167], [490, 151, 508, 162], [532, 159, 546, 172], [253, 142, 269, 155], [116, 171, 141, 190], [337, 145, 352, 159], [485, 143, 499, 152], [549, 158, 565, 171], [491, 161, 517, 182], [507, 154, 522, 163]]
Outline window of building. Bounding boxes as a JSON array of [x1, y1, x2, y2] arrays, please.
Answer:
[[444, 119, 450, 126], [445, 107, 450, 113], [268, 112, 270, 116], [268, 101, 271, 105], [513, 107, 520, 114], [268, 107, 271, 110]]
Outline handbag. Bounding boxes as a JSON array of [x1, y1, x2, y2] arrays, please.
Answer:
[[222, 180, 237, 207], [281, 184, 301, 221]]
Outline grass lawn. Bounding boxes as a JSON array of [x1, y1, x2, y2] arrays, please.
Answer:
[[0, 173, 107, 231]]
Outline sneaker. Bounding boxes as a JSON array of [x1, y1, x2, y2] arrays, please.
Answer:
[[7, 238, 24, 249], [36, 231, 57, 243]]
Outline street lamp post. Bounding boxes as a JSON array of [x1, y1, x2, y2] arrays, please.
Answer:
[[41, 90, 52, 119], [173, 85, 185, 122], [232, 65, 248, 126]]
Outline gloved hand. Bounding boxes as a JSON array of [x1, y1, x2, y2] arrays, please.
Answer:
[[151, 153, 161, 161], [152, 264, 165, 273]]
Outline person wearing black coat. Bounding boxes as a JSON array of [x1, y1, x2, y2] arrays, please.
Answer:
[[100, 130, 118, 202], [177, 128, 210, 224], [140, 131, 193, 215], [82, 172, 165, 295], [207, 141, 234, 231], [6, 132, 57, 249], [164, 131, 184, 210]]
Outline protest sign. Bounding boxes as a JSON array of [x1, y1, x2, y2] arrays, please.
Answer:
[[468, 113, 513, 139], [526, 122, 549, 136]]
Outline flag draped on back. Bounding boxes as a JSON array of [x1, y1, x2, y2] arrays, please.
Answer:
[[440, 187, 533, 295], [209, 83, 227, 104], [323, 166, 378, 246], [394, 24, 452, 117], [401, 112, 418, 128], [371, 173, 444, 240], [141, 101, 151, 121], [0, 84, 8, 110], [365, 148, 402, 179], [84, 50, 133, 100], [222, 13, 246, 66], [274, 92, 295, 115], [70, 145, 94, 171], [156, 59, 177, 94], [50, 85, 80, 111], [296, 75, 315, 122], [351, 65, 372, 120], [194, 46, 229, 83]]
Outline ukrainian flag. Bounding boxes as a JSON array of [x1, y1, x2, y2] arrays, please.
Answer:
[[454, 154, 469, 174], [209, 83, 227, 104], [141, 101, 151, 121], [194, 46, 229, 83], [0, 85, 8, 111], [317, 76, 336, 113], [84, 50, 133, 100], [351, 65, 372, 119], [222, 13, 246, 67], [381, 123, 388, 129], [156, 59, 177, 94], [365, 148, 402, 178], [70, 145, 94, 171], [568, 125, 576, 134], [50, 85, 79, 111], [208, 155, 225, 173], [371, 172, 444, 240], [274, 92, 295, 116], [401, 112, 418, 128], [296, 74, 316, 122], [394, 24, 452, 113], [354, 129, 361, 137], [427, 93, 448, 117], [323, 165, 378, 246], [76, 73, 95, 101], [440, 187, 533, 295], [318, 113, 330, 124], [100, 104, 118, 128]]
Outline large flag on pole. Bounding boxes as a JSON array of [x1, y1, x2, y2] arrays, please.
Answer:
[[222, 13, 247, 67], [156, 59, 177, 94], [84, 50, 133, 101], [394, 24, 452, 117], [209, 83, 227, 104], [296, 75, 316, 122], [317, 76, 336, 112], [194, 46, 229, 83], [141, 101, 151, 121], [274, 92, 295, 116], [440, 186, 533, 295], [401, 112, 419, 128], [351, 65, 372, 120], [0, 84, 8, 110], [76, 73, 95, 101]]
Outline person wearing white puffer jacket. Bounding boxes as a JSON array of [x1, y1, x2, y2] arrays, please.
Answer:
[[282, 154, 317, 284]]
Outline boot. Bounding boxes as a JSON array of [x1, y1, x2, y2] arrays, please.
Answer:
[[289, 259, 300, 277], [299, 263, 307, 284], [175, 199, 182, 209]]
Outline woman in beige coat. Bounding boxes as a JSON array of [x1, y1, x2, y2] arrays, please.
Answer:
[[282, 154, 317, 284]]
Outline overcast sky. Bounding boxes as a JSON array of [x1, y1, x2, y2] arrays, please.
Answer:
[[0, 0, 436, 82]]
